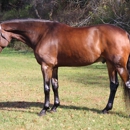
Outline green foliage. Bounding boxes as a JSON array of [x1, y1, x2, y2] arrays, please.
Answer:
[[0, 0, 33, 20], [89, 0, 130, 32], [0, 0, 130, 50]]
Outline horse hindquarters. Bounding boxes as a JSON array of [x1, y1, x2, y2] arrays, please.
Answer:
[[114, 54, 130, 113], [103, 55, 130, 114]]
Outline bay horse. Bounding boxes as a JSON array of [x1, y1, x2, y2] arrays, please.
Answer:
[[0, 19, 130, 116]]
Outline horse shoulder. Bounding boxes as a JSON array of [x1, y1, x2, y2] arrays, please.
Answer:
[[34, 34, 58, 66]]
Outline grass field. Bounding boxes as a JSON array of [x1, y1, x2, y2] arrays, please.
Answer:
[[0, 48, 130, 130]]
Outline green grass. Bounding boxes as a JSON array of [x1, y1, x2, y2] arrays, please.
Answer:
[[0, 48, 130, 130]]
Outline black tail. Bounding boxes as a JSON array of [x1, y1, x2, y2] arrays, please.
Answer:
[[124, 59, 130, 111], [124, 34, 130, 112]]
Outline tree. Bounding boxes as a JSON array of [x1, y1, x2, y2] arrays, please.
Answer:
[[0, 0, 33, 21], [0, 0, 130, 50]]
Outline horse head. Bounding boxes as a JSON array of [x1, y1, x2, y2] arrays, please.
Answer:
[[0, 24, 12, 52]]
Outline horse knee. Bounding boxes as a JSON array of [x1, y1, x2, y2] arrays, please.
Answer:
[[54, 101, 60, 106]]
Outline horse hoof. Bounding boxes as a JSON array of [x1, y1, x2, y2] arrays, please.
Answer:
[[102, 109, 108, 114], [50, 108, 57, 113], [38, 110, 46, 116]]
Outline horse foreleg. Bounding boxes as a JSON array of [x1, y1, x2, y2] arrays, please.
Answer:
[[51, 67, 60, 112], [102, 64, 119, 114], [39, 63, 52, 116]]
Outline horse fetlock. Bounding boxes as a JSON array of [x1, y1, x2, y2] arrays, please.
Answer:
[[125, 81, 130, 89], [51, 102, 60, 112], [44, 104, 50, 110], [54, 102, 60, 107], [107, 103, 113, 110], [102, 103, 113, 114]]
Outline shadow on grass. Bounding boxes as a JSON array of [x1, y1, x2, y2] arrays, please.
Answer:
[[0, 101, 129, 118], [60, 65, 109, 87]]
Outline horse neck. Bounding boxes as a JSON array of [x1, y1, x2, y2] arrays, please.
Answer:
[[10, 28, 39, 49], [2, 21, 49, 50], [10, 30, 35, 49]]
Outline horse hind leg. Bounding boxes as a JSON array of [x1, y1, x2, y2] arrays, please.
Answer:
[[102, 63, 119, 114], [119, 56, 130, 113], [112, 56, 130, 114]]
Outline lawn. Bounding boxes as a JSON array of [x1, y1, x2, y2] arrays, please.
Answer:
[[0, 48, 130, 130]]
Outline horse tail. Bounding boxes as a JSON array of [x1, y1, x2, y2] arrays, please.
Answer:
[[124, 33, 130, 112]]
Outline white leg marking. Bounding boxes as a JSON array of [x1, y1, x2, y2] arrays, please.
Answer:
[[125, 81, 130, 89], [118, 68, 124, 75]]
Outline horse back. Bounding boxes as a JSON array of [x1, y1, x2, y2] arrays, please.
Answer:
[[53, 24, 130, 66], [35, 22, 130, 67]]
